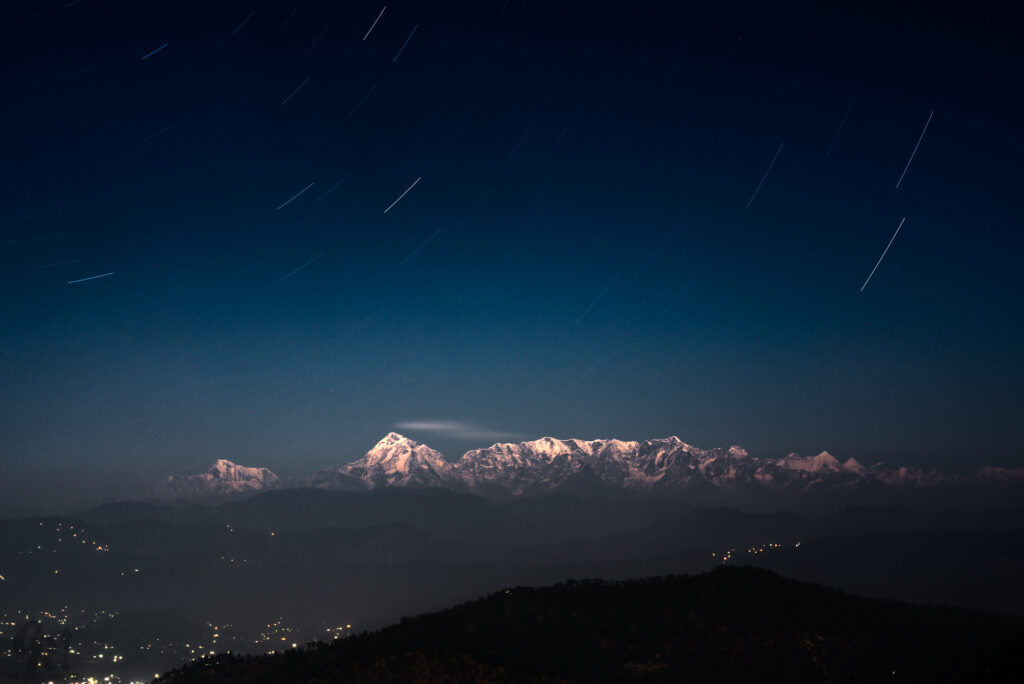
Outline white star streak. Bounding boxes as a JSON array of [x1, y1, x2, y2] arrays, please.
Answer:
[[860, 217, 906, 292], [280, 77, 310, 106], [363, 6, 386, 41], [67, 272, 113, 284], [746, 142, 784, 208], [401, 227, 442, 264], [140, 43, 168, 60], [277, 182, 315, 210], [895, 110, 934, 189], [281, 252, 324, 281], [383, 177, 421, 213]]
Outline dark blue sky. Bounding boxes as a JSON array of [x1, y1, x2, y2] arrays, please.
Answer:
[[1, 0, 1021, 509]]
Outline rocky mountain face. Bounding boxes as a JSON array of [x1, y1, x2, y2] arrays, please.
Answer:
[[157, 433, 1021, 501]]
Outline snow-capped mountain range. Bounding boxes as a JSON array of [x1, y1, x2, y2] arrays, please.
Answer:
[[152, 433, 1023, 500]]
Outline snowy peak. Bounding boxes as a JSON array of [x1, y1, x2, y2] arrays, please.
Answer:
[[153, 460, 281, 499], [310, 432, 459, 491], [777, 451, 842, 473], [209, 459, 252, 477], [361, 432, 451, 476], [843, 457, 866, 473], [375, 431, 414, 449], [519, 436, 574, 459]]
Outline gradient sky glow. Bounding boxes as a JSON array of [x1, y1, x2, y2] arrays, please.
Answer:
[[1, 0, 1022, 510]]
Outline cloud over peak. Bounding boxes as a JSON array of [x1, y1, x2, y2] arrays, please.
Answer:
[[393, 420, 527, 443]]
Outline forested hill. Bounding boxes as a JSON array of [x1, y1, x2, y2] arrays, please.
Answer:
[[157, 566, 1022, 683]]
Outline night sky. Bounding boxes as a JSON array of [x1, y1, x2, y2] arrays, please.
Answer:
[[1, 0, 1021, 510]]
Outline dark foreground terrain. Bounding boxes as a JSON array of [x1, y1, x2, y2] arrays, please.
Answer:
[[158, 566, 1022, 683]]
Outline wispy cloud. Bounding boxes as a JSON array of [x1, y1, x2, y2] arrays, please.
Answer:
[[393, 420, 526, 443]]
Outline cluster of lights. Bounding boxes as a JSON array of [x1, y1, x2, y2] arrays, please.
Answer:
[[4, 605, 354, 681], [217, 555, 259, 567], [713, 541, 802, 564], [323, 624, 354, 640], [22, 522, 111, 561]]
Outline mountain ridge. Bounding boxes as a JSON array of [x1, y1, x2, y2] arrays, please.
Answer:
[[151, 433, 1024, 501], [156, 566, 1024, 683]]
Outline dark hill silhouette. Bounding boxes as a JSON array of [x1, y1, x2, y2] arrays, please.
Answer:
[[157, 566, 1022, 683], [78, 488, 694, 544]]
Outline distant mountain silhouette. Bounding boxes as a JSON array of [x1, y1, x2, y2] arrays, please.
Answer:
[[157, 566, 1023, 683]]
